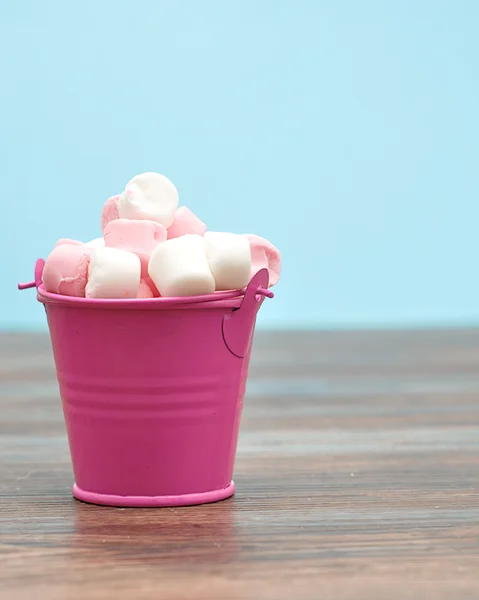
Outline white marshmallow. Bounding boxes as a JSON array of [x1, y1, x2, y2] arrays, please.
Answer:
[[86, 247, 141, 299], [204, 232, 251, 291], [148, 234, 215, 297], [85, 237, 106, 249], [118, 172, 179, 228]]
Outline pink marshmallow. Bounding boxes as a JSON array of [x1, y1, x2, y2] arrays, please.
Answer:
[[137, 278, 154, 298], [244, 234, 281, 287], [167, 206, 206, 239], [101, 195, 120, 233], [104, 218, 167, 281], [43, 244, 92, 297], [54, 238, 83, 248], [104, 218, 167, 255], [143, 274, 161, 297]]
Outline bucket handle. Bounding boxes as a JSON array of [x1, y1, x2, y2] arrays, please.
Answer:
[[18, 258, 45, 291], [222, 268, 272, 358]]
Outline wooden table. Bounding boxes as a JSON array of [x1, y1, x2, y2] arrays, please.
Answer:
[[1, 330, 478, 599]]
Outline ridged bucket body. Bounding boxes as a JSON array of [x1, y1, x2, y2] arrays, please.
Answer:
[[36, 269, 270, 507]]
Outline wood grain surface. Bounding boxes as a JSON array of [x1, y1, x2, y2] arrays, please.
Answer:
[[1, 330, 478, 599]]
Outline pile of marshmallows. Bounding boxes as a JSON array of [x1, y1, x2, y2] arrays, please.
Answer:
[[43, 172, 281, 299]]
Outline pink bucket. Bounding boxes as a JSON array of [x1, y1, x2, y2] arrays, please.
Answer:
[[19, 260, 272, 507]]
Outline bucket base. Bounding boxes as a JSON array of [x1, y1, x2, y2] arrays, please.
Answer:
[[72, 481, 235, 508]]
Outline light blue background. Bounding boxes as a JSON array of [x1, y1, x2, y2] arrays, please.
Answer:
[[2, 0, 478, 329]]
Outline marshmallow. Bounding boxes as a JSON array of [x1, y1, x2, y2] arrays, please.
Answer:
[[167, 206, 206, 239], [104, 218, 167, 286], [43, 244, 92, 297], [54, 238, 83, 248], [137, 278, 154, 299], [101, 195, 120, 232], [85, 247, 141, 299], [244, 234, 281, 287], [118, 172, 178, 228], [104, 218, 166, 258], [204, 232, 251, 291], [85, 237, 106, 249], [143, 274, 161, 297], [148, 234, 215, 297], [54, 237, 106, 250]]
